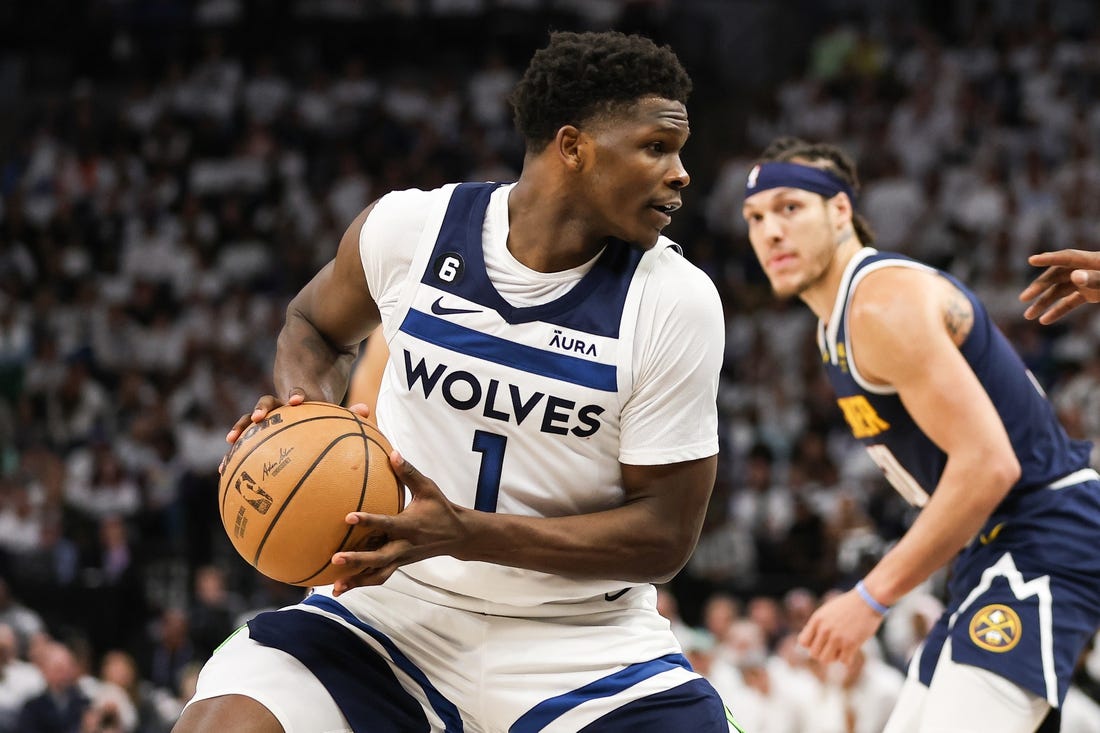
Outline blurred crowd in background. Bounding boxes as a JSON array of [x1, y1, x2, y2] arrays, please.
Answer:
[[1, 1, 1100, 731]]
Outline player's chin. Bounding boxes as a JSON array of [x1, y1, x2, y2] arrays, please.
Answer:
[[627, 225, 664, 250], [768, 275, 804, 299]]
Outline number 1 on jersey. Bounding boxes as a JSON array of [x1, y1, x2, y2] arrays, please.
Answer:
[[472, 430, 506, 512]]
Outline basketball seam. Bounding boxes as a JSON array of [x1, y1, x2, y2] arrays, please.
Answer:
[[360, 426, 401, 512], [218, 404, 400, 587], [251, 430, 366, 569], [219, 413, 359, 518], [289, 419, 372, 585]]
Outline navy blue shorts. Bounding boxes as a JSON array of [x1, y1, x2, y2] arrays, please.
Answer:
[[914, 478, 1100, 707]]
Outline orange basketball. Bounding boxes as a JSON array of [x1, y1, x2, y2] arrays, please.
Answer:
[[218, 401, 403, 586]]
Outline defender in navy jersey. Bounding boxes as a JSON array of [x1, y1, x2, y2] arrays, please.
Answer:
[[175, 32, 741, 733], [742, 137, 1100, 733]]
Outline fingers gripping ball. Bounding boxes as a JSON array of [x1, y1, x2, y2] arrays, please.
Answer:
[[218, 402, 403, 586]]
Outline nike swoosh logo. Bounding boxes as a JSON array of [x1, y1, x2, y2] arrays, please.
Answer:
[[430, 296, 481, 316], [604, 588, 630, 601]]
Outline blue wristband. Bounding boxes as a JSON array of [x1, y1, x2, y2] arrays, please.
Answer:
[[855, 580, 890, 615]]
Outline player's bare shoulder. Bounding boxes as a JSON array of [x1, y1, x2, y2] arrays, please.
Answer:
[[854, 266, 975, 347], [845, 265, 956, 384], [940, 278, 974, 345], [849, 265, 954, 334]]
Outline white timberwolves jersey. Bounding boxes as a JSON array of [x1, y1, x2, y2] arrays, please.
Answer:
[[351, 182, 722, 612]]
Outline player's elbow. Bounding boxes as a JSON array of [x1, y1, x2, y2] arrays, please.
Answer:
[[640, 532, 697, 585], [983, 450, 1021, 505], [993, 452, 1022, 490]]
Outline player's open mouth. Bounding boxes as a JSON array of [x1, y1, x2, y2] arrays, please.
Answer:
[[649, 202, 680, 226]]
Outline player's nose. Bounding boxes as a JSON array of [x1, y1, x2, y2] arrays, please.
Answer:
[[667, 156, 690, 190], [761, 213, 784, 241]]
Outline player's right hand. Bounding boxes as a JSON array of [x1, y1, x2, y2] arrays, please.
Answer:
[[219, 392, 305, 474], [330, 452, 468, 594], [219, 394, 371, 475], [1021, 248, 1100, 323]]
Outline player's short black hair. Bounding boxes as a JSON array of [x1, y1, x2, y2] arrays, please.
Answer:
[[509, 30, 692, 152], [758, 136, 876, 246]]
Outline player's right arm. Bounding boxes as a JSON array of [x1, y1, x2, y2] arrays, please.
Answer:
[[225, 203, 382, 444], [1020, 248, 1100, 323]]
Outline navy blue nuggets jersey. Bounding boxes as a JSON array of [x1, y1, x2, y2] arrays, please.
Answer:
[[818, 248, 1092, 507], [821, 247, 1100, 707]]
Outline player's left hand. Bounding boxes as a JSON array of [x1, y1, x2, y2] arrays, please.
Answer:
[[329, 452, 470, 595], [797, 588, 884, 667]]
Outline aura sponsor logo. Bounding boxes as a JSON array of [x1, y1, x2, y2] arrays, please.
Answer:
[[548, 329, 597, 357]]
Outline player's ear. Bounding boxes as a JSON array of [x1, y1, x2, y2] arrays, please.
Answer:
[[829, 191, 854, 229], [556, 125, 585, 171]]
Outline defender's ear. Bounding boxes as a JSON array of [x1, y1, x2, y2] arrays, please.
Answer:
[[829, 191, 854, 229]]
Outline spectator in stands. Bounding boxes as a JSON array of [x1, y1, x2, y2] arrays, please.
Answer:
[[185, 566, 241, 660], [0, 622, 44, 732], [0, 578, 44, 659], [17, 641, 88, 733], [99, 650, 178, 733], [138, 609, 193, 700]]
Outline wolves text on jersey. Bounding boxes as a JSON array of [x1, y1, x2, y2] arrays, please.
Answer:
[[402, 349, 605, 437]]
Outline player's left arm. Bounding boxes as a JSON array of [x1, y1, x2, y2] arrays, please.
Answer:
[[332, 452, 717, 589], [345, 326, 388, 418], [800, 268, 1021, 664]]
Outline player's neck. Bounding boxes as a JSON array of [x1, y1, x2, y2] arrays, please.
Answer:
[[506, 175, 607, 273], [800, 240, 863, 323]]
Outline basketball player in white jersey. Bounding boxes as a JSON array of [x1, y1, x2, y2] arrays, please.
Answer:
[[742, 137, 1100, 733], [175, 31, 741, 732]]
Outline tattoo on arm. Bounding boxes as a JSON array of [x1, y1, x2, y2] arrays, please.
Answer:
[[944, 290, 973, 342]]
